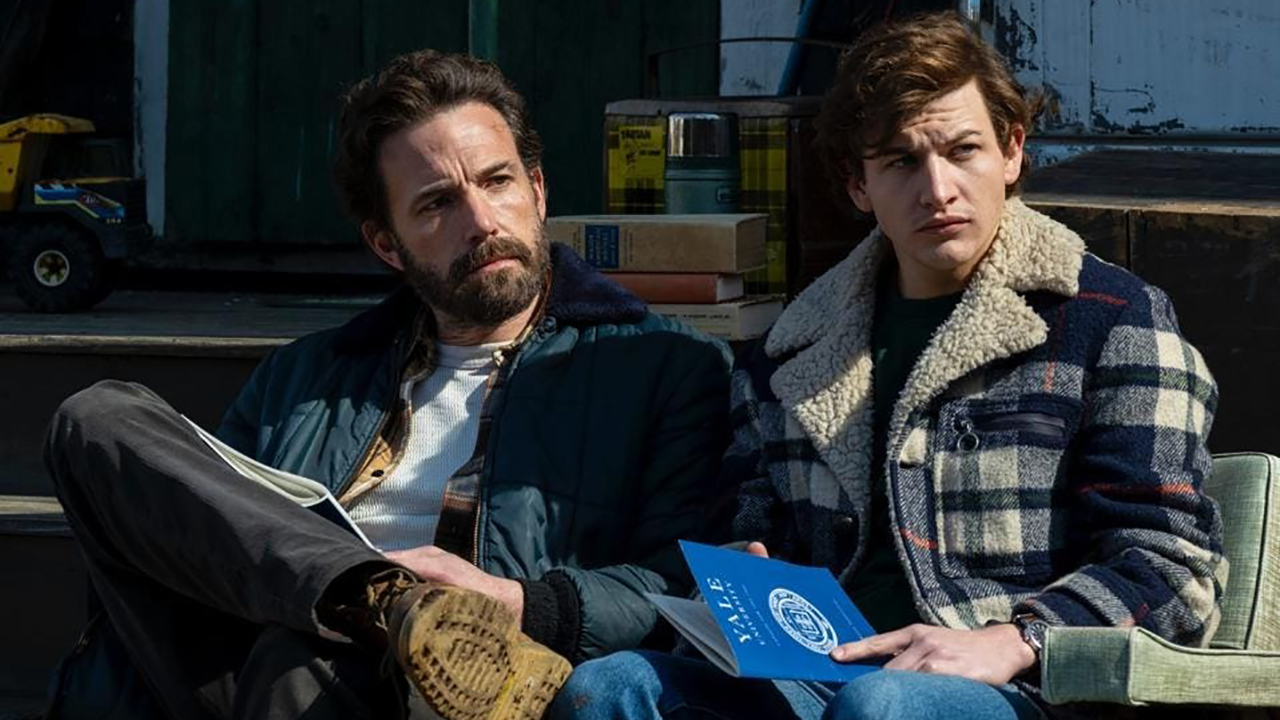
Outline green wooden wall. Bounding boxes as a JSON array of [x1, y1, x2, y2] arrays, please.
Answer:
[[483, 0, 720, 219], [165, 0, 469, 246], [164, 1, 718, 247]]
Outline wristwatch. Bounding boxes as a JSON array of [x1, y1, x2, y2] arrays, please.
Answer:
[[1012, 613, 1050, 661]]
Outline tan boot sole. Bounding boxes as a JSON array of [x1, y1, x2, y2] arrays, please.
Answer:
[[395, 585, 571, 720], [488, 639, 572, 720]]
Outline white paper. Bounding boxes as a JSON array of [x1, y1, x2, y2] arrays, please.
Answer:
[[646, 592, 742, 676], [184, 416, 375, 549]]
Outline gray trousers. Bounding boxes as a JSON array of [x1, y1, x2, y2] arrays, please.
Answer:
[[44, 380, 420, 719]]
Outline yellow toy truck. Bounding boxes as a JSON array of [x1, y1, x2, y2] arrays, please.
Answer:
[[0, 114, 149, 312]]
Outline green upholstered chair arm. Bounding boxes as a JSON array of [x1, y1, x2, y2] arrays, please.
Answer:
[[1040, 453, 1280, 709], [1041, 626, 1280, 707]]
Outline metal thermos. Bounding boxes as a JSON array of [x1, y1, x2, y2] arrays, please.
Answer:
[[663, 112, 740, 213]]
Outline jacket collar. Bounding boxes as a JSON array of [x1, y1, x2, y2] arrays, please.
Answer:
[[333, 242, 646, 354], [543, 241, 649, 326], [764, 198, 1086, 489]]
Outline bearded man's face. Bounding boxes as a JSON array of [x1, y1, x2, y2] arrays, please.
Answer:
[[363, 101, 550, 330]]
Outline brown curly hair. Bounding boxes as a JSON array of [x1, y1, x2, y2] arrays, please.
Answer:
[[814, 11, 1042, 196], [332, 50, 542, 231]]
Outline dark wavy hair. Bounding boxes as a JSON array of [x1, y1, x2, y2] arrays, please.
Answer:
[[814, 11, 1043, 196], [333, 50, 543, 230]]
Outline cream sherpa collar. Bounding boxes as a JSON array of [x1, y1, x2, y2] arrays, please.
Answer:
[[763, 198, 1087, 497]]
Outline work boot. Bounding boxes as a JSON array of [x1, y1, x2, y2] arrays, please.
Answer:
[[386, 582, 572, 720]]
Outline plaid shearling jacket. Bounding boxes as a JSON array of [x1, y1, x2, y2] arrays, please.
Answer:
[[720, 198, 1227, 647]]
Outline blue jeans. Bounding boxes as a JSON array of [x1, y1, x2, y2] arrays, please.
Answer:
[[548, 650, 1047, 720]]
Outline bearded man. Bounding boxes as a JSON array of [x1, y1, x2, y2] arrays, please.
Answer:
[[43, 50, 731, 720]]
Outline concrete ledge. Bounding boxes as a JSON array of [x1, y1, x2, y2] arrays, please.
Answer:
[[0, 289, 376, 354], [0, 496, 69, 538], [0, 334, 288, 359]]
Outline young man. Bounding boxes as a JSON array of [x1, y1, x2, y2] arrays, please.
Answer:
[[44, 51, 730, 720], [551, 12, 1225, 720]]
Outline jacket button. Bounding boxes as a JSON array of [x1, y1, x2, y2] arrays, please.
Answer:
[[833, 515, 855, 534]]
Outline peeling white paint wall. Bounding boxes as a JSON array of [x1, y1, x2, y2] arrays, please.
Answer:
[[996, 0, 1280, 137], [134, 0, 168, 236], [720, 0, 803, 96]]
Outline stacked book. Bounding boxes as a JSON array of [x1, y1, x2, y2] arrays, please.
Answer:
[[544, 214, 783, 342]]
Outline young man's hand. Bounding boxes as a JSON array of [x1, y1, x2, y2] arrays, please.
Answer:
[[745, 542, 1034, 684], [385, 545, 525, 624], [831, 622, 1036, 686]]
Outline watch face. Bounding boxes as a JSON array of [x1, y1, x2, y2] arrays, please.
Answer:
[[1015, 615, 1048, 653], [1024, 620, 1048, 650]]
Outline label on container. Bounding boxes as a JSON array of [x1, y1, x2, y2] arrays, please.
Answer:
[[582, 225, 621, 269], [617, 125, 665, 179]]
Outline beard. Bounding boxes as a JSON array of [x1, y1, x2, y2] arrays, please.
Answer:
[[395, 229, 550, 330]]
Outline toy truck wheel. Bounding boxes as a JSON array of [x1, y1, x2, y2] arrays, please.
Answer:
[[10, 224, 109, 312]]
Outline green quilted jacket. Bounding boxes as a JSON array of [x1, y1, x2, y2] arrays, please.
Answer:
[[216, 244, 732, 662]]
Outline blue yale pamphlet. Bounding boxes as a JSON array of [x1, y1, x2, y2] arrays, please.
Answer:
[[646, 541, 881, 682]]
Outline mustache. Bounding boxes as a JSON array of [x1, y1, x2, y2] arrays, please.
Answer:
[[446, 237, 534, 283]]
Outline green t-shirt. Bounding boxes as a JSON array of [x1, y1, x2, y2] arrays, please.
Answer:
[[848, 263, 962, 633]]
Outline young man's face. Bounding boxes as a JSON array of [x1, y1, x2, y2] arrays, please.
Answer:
[[364, 101, 549, 329], [848, 79, 1025, 298]]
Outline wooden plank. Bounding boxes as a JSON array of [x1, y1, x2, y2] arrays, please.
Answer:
[[0, 495, 67, 538], [254, 1, 362, 246], [642, 0, 720, 99], [164, 0, 258, 245], [1025, 151, 1280, 209], [361, 0, 468, 72], [0, 290, 372, 344], [166, 0, 472, 247], [1023, 193, 1280, 215], [495, 1, 626, 216], [495, 1, 719, 216], [0, 335, 287, 358], [1131, 209, 1280, 336], [0, 496, 60, 515], [1130, 208, 1280, 455]]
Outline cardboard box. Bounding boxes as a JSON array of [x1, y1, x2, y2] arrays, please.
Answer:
[[546, 214, 768, 273], [650, 295, 784, 341]]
